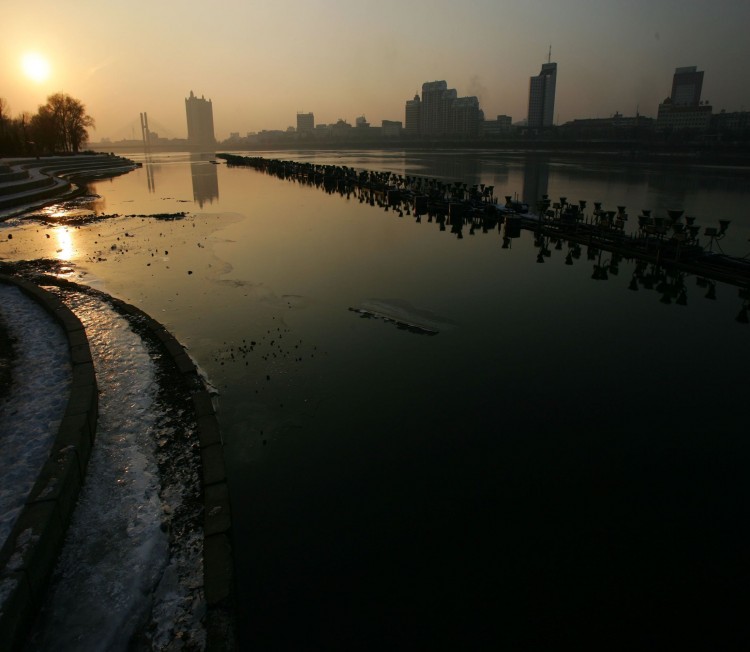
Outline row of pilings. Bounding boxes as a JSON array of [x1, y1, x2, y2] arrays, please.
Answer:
[[216, 153, 750, 289], [217, 153, 501, 208]]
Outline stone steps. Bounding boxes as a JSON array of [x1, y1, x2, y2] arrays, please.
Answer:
[[0, 154, 139, 214]]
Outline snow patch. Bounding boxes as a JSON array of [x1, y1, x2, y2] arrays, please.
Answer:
[[0, 284, 71, 550]]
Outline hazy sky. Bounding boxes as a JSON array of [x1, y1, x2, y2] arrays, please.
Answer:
[[2, 0, 749, 140]]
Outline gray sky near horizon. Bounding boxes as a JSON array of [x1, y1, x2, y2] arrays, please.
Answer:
[[2, 0, 748, 140]]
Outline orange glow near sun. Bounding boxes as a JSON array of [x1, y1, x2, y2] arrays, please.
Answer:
[[21, 53, 51, 83]]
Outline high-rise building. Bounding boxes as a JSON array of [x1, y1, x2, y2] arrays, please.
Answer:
[[405, 94, 421, 134], [452, 97, 482, 136], [406, 82, 482, 138], [527, 61, 557, 129], [297, 112, 314, 133], [185, 91, 215, 151], [421, 81, 457, 135], [670, 66, 703, 106], [657, 66, 711, 131]]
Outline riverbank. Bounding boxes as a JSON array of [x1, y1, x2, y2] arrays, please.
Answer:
[[0, 267, 234, 650], [92, 140, 750, 168]]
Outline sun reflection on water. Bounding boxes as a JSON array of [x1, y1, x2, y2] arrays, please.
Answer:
[[54, 226, 74, 260]]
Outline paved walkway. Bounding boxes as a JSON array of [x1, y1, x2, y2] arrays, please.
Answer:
[[0, 273, 234, 650]]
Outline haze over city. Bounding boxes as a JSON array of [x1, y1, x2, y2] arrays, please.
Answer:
[[2, 0, 750, 140]]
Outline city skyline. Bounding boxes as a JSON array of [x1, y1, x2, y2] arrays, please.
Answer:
[[2, 1, 750, 141]]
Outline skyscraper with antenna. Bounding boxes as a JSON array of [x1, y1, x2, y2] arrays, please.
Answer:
[[527, 48, 557, 129]]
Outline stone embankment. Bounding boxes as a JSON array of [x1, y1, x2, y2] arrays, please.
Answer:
[[0, 274, 98, 648], [0, 273, 234, 650], [0, 154, 140, 217]]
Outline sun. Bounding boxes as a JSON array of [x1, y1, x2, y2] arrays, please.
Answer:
[[21, 53, 51, 83]]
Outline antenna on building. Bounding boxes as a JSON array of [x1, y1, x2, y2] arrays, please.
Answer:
[[548, 45, 552, 64]]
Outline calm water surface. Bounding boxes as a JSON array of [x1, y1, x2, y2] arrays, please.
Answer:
[[3, 150, 748, 647]]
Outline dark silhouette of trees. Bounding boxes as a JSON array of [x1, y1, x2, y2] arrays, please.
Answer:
[[0, 93, 94, 156]]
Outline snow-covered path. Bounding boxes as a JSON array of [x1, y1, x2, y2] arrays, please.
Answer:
[[29, 294, 168, 650], [0, 284, 71, 551], [25, 289, 205, 651]]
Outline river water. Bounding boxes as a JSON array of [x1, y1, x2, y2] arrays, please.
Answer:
[[2, 150, 748, 648]]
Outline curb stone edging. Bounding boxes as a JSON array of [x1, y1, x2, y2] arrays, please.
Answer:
[[0, 275, 236, 650], [0, 274, 98, 651], [106, 296, 236, 649]]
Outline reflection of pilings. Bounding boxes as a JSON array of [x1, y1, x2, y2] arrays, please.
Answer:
[[522, 158, 549, 206], [520, 216, 750, 288]]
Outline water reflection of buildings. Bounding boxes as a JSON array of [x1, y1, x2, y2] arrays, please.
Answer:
[[411, 152, 481, 187], [190, 155, 219, 208], [522, 158, 549, 206]]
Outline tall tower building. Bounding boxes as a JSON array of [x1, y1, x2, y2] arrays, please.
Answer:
[[452, 97, 481, 136], [670, 66, 703, 106], [420, 81, 456, 136], [185, 91, 215, 151], [405, 94, 421, 134], [297, 112, 314, 133], [657, 66, 711, 131], [527, 58, 557, 129], [405, 83, 483, 138]]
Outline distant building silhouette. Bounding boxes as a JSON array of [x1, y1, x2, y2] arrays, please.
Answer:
[[483, 115, 513, 137], [185, 91, 216, 151], [297, 112, 314, 133], [421, 81, 456, 135], [404, 81, 482, 137], [527, 59, 557, 129], [355, 115, 370, 128], [670, 66, 704, 106], [560, 112, 654, 137], [405, 94, 421, 134], [452, 97, 482, 136], [381, 120, 402, 137], [329, 119, 353, 140], [712, 109, 750, 132], [657, 66, 712, 130]]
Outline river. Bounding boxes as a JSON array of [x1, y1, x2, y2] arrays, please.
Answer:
[[2, 149, 748, 648]]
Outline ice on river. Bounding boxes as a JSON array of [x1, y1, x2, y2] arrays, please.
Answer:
[[0, 284, 71, 551], [351, 298, 457, 335]]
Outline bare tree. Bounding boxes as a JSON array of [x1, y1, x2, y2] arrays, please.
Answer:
[[32, 93, 95, 153], [30, 105, 58, 153]]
